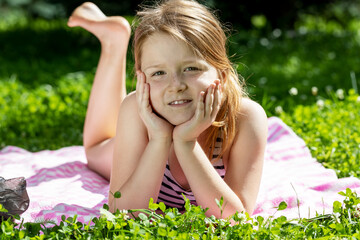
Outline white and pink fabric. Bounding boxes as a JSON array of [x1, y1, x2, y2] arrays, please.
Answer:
[[1, 116, 359, 224]]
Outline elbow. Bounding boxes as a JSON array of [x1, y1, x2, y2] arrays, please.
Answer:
[[84, 148, 96, 172], [108, 195, 116, 213], [205, 198, 252, 220], [208, 208, 251, 221], [83, 145, 111, 180], [205, 204, 245, 220], [242, 200, 257, 217]]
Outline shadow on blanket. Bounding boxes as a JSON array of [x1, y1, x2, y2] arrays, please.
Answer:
[[26, 161, 108, 194]]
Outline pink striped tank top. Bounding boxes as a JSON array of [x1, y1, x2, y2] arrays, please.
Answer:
[[156, 136, 225, 211]]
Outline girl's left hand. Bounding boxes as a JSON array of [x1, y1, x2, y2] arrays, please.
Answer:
[[173, 79, 222, 143]]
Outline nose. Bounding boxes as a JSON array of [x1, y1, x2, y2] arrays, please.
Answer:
[[167, 74, 186, 92]]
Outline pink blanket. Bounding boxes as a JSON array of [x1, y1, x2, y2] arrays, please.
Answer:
[[1, 117, 359, 224]]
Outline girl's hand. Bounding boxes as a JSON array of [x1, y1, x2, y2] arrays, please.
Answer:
[[173, 79, 222, 143], [136, 71, 174, 142]]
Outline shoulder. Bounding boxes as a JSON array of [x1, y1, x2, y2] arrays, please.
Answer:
[[224, 98, 267, 214], [117, 91, 145, 129], [229, 97, 268, 156], [121, 91, 137, 108], [237, 97, 268, 133], [118, 91, 140, 118]]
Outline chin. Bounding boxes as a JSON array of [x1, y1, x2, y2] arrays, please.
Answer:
[[166, 115, 192, 126], [169, 120, 185, 126], [155, 108, 194, 126]]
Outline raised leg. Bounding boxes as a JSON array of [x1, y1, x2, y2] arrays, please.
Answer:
[[68, 2, 131, 180]]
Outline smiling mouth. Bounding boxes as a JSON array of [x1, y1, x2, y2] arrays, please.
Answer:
[[168, 99, 192, 105]]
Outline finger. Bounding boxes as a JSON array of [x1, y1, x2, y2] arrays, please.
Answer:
[[195, 91, 205, 120], [142, 82, 151, 112], [136, 71, 140, 91], [214, 78, 220, 86], [211, 83, 222, 120], [205, 84, 215, 117], [140, 73, 148, 106], [138, 74, 147, 110], [136, 71, 143, 104]]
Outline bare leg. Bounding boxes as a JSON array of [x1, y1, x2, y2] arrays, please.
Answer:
[[68, 2, 131, 180]]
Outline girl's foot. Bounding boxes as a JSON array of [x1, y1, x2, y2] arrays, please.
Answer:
[[67, 2, 131, 46]]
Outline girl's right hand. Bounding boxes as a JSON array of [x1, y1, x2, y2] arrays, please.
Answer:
[[136, 71, 174, 142]]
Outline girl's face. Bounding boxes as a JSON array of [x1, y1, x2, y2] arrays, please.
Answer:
[[140, 32, 219, 125]]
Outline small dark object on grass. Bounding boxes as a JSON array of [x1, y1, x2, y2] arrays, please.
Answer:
[[0, 177, 30, 221]]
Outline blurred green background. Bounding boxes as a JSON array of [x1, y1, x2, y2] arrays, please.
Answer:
[[0, 0, 360, 178], [2, 0, 360, 29]]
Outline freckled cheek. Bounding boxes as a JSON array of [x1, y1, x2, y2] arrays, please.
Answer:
[[148, 84, 164, 111], [192, 74, 215, 92]]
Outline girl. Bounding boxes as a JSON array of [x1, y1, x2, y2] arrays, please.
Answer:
[[67, 0, 268, 219]]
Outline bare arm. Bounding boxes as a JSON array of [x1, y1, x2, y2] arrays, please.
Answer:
[[223, 99, 267, 215], [174, 140, 243, 217], [109, 83, 173, 211], [174, 98, 267, 218]]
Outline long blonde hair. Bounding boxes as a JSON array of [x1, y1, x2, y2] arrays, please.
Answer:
[[133, 0, 247, 161]]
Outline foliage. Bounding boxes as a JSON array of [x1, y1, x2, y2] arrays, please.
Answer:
[[1, 189, 360, 239], [0, 18, 99, 86], [0, 6, 360, 240], [0, 18, 135, 151], [231, 14, 360, 116], [0, 17, 135, 87], [0, 16, 359, 177], [0, 0, 66, 20], [3, 0, 359, 30], [0, 74, 89, 151], [279, 89, 360, 179]]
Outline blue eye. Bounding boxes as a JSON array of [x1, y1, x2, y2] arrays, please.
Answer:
[[152, 71, 165, 77]]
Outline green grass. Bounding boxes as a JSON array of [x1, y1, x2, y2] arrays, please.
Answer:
[[0, 73, 90, 151], [1, 16, 359, 178], [280, 89, 360, 179], [2, 189, 360, 239], [231, 14, 360, 115], [1, 13, 360, 239]]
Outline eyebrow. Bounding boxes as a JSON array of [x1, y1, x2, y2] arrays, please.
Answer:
[[143, 59, 204, 71], [143, 64, 165, 71]]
